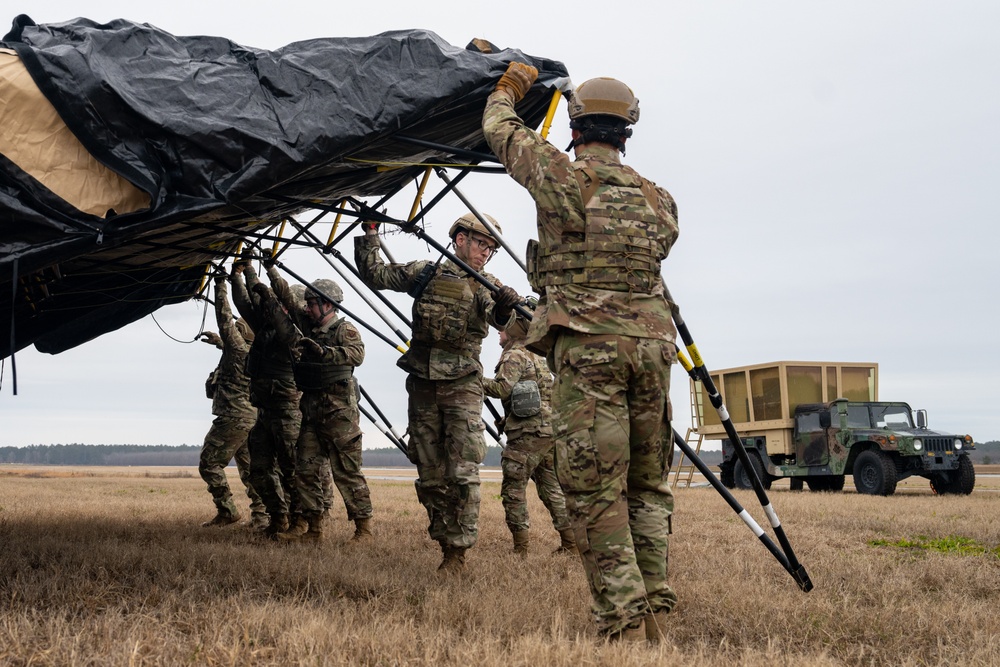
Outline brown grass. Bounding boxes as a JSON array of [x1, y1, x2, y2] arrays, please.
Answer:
[[1, 466, 998, 666]]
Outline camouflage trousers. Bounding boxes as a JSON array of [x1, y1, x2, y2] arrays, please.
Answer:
[[199, 414, 266, 519], [247, 403, 302, 519], [501, 434, 571, 534], [406, 373, 487, 550], [296, 389, 372, 521], [551, 331, 677, 635]]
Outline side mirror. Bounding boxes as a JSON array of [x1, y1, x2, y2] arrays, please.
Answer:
[[819, 412, 832, 429], [916, 410, 927, 429]]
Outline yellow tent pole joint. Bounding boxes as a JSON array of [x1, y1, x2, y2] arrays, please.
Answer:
[[327, 199, 346, 246], [395, 344, 407, 354], [271, 219, 288, 258], [686, 343, 704, 369], [540, 89, 562, 141], [408, 167, 433, 221], [677, 349, 693, 373]]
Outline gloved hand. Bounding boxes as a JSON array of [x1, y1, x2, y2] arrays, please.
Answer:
[[297, 337, 325, 358], [213, 274, 226, 286], [198, 331, 223, 348], [261, 253, 276, 268], [491, 285, 522, 322], [495, 62, 538, 103]]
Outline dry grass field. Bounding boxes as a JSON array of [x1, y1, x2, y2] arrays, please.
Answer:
[[1, 465, 998, 666]]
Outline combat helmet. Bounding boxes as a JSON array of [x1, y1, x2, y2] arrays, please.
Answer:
[[307, 278, 344, 304], [448, 212, 502, 242], [567, 77, 640, 124], [288, 284, 308, 307]]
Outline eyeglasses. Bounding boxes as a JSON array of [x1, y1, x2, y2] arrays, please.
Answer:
[[467, 234, 498, 255]]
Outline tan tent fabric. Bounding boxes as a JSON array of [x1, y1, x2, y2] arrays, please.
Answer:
[[0, 49, 149, 218]]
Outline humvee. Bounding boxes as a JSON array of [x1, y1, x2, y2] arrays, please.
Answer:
[[690, 361, 975, 496]]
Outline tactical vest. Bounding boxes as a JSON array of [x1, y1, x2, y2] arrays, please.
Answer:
[[216, 349, 252, 396], [527, 164, 669, 294], [505, 348, 553, 433], [410, 268, 482, 359], [245, 328, 295, 380], [291, 320, 354, 391]]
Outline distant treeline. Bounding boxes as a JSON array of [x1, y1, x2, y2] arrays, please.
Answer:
[[0, 443, 730, 467]]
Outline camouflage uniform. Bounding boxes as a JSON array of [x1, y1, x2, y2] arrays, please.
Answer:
[[260, 271, 373, 524], [355, 234, 512, 551], [484, 91, 680, 634], [199, 280, 266, 522], [231, 265, 303, 525], [483, 339, 571, 537]]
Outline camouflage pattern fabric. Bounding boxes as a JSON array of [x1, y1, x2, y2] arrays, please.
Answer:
[[355, 233, 511, 550], [482, 92, 679, 357], [294, 318, 371, 521], [500, 435, 571, 534], [199, 280, 263, 518], [354, 235, 512, 380], [406, 373, 487, 549], [199, 415, 265, 518], [484, 89, 680, 635], [246, 403, 302, 519], [255, 270, 370, 520], [483, 340, 568, 533], [551, 331, 677, 633], [231, 266, 304, 520], [482, 341, 553, 440]]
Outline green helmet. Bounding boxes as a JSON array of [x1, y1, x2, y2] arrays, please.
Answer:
[[448, 212, 502, 241], [567, 77, 640, 125], [308, 278, 344, 304]]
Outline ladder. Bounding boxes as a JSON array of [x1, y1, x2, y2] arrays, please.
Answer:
[[670, 427, 705, 490]]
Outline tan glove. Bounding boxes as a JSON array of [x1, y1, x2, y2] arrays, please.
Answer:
[[495, 62, 538, 103]]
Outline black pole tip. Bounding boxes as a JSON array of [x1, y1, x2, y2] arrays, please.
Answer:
[[793, 565, 813, 593]]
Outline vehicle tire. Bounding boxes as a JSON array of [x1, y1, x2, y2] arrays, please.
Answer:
[[853, 450, 898, 496], [733, 453, 771, 490], [827, 475, 846, 492], [789, 478, 804, 491], [956, 455, 976, 495], [720, 465, 735, 489], [936, 455, 976, 495]]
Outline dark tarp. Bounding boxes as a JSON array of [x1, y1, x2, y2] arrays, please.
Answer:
[[0, 14, 567, 357]]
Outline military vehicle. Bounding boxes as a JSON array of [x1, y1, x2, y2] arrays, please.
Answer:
[[690, 361, 975, 496]]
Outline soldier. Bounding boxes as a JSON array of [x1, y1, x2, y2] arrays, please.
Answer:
[[230, 256, 305, 538], [252, 272, 373, 543], [197, 275, 267, 529], [355, 213, 520, 572], [483, 307, 575, 557], [484, 67, 680, 642]]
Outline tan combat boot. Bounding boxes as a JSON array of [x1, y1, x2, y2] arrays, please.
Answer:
[[349, 518, 373, 542], [262, 513, 289, 538], [512, 529, 530, 558], [283, 515, 308, 537], [437, 545, 467, 574], [201, 511, 241, 528], [280, 513, 324, 543], [553, 528, 577, 555], [643, 610, 670, 643], [607, 619, 647, 643]]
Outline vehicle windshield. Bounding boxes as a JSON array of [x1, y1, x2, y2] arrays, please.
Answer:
[[872, 405, 914, 429]]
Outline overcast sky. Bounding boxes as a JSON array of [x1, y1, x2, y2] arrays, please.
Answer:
[[2, 1, 997, 450]]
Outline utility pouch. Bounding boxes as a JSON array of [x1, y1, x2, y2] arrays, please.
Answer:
[[525, 239, 540, 293], [407, 262, 437, 299], [511, 380, 541, 418], [204, 370, 218, 399]]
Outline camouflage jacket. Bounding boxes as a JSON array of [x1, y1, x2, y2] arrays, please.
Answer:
[[208, 280, 256, 420], [354, 234, 512, 381], [230, 265, 300, 408], [483, 90, 679, 355], [483, 340, 553, 439]]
